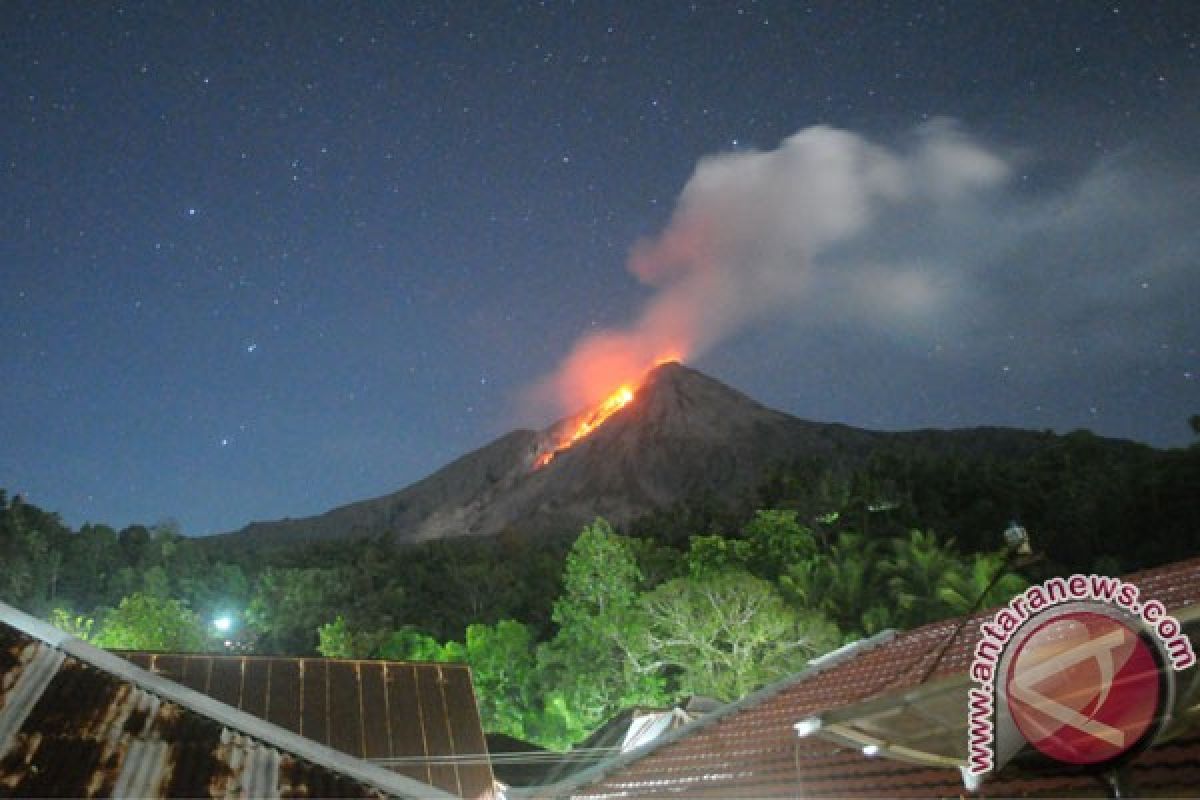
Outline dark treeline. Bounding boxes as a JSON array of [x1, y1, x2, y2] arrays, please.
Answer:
[[0, 489, 571, 647], [640, 429, 1200, 575], [3, 431, 1197, 645], [1, 430, 1197, 748]]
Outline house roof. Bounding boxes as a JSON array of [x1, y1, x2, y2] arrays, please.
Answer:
[[0, 601, 459, 799], [531, 706, 703, 789], [120, 652, 494, 799], [486, 733, 557, 790], [524, 556, 1200, 799]]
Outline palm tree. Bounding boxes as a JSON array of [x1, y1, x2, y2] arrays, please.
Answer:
[[881, 529, 969, 629], [937, 551, 1027, 614], [781, 532, 890, 636]]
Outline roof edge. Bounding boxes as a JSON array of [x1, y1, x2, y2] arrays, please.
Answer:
[[516, 629, 898, 799], [0, 601, 458, 800]]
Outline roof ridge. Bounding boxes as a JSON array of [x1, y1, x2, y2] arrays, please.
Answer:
[[521, 556, 1200, 798], [118, 650, 473, 669], [515, 629, 898, 799]]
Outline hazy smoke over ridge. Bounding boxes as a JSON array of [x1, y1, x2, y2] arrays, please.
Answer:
[[537, 119, 1011, 413]]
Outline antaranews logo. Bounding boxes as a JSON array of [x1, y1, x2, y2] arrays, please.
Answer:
[[966, 575, 1195, 777]]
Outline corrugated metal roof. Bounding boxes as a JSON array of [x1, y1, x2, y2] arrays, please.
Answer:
[[119, 652, 494, 799], [525, 556, 1200, 799], [0, 602, 461, 799]]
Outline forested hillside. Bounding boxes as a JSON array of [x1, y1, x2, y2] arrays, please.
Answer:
[[2, 430, 1197, 748]]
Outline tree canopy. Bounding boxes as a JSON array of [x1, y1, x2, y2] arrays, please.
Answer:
[[91, 592, 207, 652], [7, 432, 1198, 750]]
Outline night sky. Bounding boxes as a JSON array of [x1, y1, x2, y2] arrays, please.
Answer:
[[3, 2, 1197, 536]]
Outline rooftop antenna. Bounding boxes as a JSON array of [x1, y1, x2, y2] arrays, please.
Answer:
[[916, 521, 1037, 685]]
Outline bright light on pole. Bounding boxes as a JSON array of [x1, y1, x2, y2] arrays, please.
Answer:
[[213, 614, 233, 633]]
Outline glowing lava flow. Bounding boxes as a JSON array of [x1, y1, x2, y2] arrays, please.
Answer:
[[534, 385, 635, 469]]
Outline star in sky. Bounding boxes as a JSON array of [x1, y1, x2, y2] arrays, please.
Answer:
[[0, 2, 1196, 534]]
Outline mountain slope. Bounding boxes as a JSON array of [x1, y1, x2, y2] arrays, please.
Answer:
[[212, 363, 1079, 546]]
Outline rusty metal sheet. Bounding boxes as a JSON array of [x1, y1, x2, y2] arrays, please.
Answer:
[[209, 655, 244, 709], [110, 652, 495, 797], [123, 651, 153, 672], [0, 615, 447, 799], [180, 653, 212, 693], [441, 666, 492, 800], [267, 657, 302, 735], [359, 663, 392, 760], [239, 657, 269, 720], [277, 751, 378, 799], [328, 660, 364, 757], [152, 653, 186, 684], [416, 665, 459, 796], [384, 664, 432, 787], [300, 657, 329, 746]]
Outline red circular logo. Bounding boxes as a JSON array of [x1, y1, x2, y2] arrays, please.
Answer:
[[1005, 610, 1163, 766]]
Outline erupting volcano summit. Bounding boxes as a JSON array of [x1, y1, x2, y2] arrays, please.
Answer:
[[215, 362, 1060, 547], [534, 384, 636, 469]]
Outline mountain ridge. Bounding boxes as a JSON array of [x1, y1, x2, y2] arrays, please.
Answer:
[[208, 363, 1133, 547]]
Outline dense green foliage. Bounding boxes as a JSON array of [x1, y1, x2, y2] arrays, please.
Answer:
[[638, 570, 841, 700], [1, 431, 1196, 749], [91, 592, 208, 652]]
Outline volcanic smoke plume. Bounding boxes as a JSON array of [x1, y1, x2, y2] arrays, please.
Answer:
[[535, 119, 1011, 414]]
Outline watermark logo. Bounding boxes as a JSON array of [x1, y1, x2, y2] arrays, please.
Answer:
[[966, 575, 1195, 776], [1006, 611, 1162, 765]]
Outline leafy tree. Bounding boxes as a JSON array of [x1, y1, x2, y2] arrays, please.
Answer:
[[552, 519, 643, 629], [179, 562, 251, 619], [93, 592, 207, 651], [881, 529, 975, 628], [316, 615, 379, 658], [247, 566, 355, 654], [740, 509, 819, 580], [49, 608, 96, 641], [59, 524, 120, 610], [686, 534, 754, 577], [461, 620, 539, 739], [107, 566, 143, 601], [376, 628, 465, 662], [525, 689, 593, 751], [315, 615, 466, 662], [638, 570, 840, 700], [780, 531, 891, 636], [538, 519, 667, 736], [0, 498, 69, 613], [117, 525, 154, 569], [141, 565, 171, 598], [626, 535, 684, 587], [936, 551, 1028, 614], [685, 511, 820, 582]]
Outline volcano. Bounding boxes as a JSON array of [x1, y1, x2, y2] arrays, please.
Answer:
[[214, 362, 1059, 546]]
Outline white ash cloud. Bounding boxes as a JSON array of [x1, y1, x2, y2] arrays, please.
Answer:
[[536, 119, 1197, 424]]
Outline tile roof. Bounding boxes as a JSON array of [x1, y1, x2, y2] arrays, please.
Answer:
[[120, 653, 494, 799], [0, 602, 459, 799], [527, 556, 1200, 799]]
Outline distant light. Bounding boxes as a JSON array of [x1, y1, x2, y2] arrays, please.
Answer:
[[793, 716, 823, 737], [862, 744, 882, 757], [213, 615, 233, 633]]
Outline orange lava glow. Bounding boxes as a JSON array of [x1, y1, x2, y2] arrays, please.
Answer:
[[534, 384, 636, 469]]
